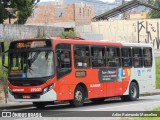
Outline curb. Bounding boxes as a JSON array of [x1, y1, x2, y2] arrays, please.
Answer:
[[140, 92, 160, 96], [1, 92, 160, 110]]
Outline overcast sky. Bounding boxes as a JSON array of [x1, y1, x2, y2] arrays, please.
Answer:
[[40, 0, 116, 3]]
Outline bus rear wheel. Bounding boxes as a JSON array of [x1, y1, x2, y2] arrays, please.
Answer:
[[121, 82, 139, 101], [33, 102, 46, 109], [69, 85, 85, 107]]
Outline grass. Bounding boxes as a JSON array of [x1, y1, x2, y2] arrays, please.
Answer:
[[0, 41, 9, 101], [156, 58, 160, 89]]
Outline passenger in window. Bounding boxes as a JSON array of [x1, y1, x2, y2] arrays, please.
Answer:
[[144, 49, 151, 57], [74, 47, 89, 67], [134, 54, 140, 67], [144, 49, 151, 66]]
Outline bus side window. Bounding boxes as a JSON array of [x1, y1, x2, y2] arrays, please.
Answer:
[[74, 45, 90, 68], [106, 47, 121, 67], [143, 48, 152, 67], [56, 44, 72, 79], [57, 50, 71, 68], [133, 48, 143, 68], [91, 46, 105, 68], [121, 47, 132, 67]]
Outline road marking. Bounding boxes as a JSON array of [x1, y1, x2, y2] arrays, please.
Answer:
[[83, 100, 160, 111]]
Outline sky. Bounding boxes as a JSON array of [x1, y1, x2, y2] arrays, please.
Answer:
[[40, 0, 116, 3]]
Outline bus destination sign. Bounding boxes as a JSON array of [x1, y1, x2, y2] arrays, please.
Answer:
[[16, 41, 47, 48]]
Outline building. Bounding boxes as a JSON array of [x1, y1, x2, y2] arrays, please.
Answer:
[[25, 2, 95, 29], [128, 12, 148, 20]]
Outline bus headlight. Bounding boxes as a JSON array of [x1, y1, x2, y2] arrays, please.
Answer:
[[43, 84, 54, 94]]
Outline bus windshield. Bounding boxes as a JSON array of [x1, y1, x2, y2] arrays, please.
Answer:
[[9, 51, 54, 78]]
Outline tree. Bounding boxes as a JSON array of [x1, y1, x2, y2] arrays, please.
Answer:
[[148, 1, 160, 18], [0, 0, 39, 24], [0, 0, 10, 23]]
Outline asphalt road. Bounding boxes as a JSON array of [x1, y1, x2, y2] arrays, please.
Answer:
[[1, 95, 160, 119]]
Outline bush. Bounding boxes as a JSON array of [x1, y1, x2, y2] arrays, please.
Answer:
[[59, 30, 79, 39]]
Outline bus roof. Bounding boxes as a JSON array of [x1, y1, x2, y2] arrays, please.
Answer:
[[12, 38, 153, 48], [53, 38, 122, 47], [123, 43, 153, 48]]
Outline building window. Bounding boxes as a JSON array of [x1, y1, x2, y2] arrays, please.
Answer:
[[79, 8, 81, 16], [91, 46, 105, 68], [121, 47, 132, 67], [64, 28, 74, 32], [133, 48, 143, 68], [106, 47, 121, 67], [143, 48, 152, 67], [74, 45, 90, 68], [90, 9, 92, 16], [88, 9, 90, 17], [55, 7, 65, 17], [83, 8, 85, 17]]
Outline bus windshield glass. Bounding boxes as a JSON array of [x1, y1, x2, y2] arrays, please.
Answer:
[[9, 51, 54, 78]]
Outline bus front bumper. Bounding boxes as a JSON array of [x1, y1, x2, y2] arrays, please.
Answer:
[[8, 90, 57, 102]]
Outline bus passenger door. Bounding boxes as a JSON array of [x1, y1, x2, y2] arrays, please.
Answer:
[[56, 43, 72, 100]]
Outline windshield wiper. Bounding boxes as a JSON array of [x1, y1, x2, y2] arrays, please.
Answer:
[[29, 51, 41, 64]]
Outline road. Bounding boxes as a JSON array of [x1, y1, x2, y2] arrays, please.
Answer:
[[1, 95, 160, 119]]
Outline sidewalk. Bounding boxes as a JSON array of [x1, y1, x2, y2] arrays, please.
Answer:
[[0, 89, 160, 110], [140, 89, 160, 96], [154, 50, 160, 58]]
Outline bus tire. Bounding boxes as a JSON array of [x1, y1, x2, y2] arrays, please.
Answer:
[[69, 85, 85, 107], [121, 82, 139, 101], [33, 102, 46, 109], [128, 82, 139, 101], [91, 98, 105, 103]]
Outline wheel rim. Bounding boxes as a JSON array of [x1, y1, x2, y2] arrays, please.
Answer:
[[131, 85, 137, 98], [75, 90, 83, 102]]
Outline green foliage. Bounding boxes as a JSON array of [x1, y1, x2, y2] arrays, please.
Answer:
[[148, 1, 160, 18], [14, 0, 36, 24], [0, 41, 9, 101], [152, 107, 160, 111], [0, 0, 39, 24], [59, 30, 79, 39], [156, 58, 160, 89], [0, 1, 9, 23]]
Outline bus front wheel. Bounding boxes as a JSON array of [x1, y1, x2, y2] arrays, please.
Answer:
[[69, 85, 85, 107]]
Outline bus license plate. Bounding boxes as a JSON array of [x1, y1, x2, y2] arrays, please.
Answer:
[[22, 95, 31, 99]]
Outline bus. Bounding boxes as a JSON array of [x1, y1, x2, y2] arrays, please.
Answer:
[[3, 37, 156, 109]]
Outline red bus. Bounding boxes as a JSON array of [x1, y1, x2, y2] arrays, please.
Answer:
[[4, 38, 155, 109]]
